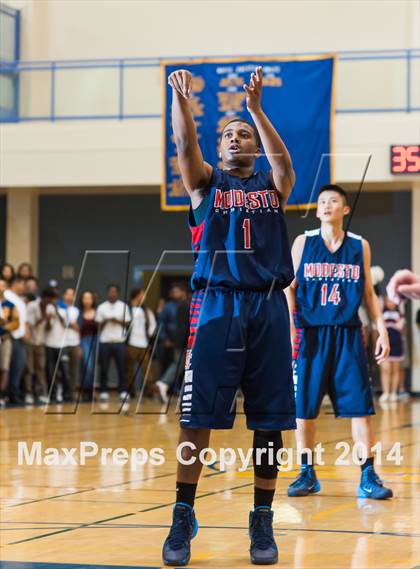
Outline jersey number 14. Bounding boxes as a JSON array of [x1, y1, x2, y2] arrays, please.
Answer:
[[321, 283, 341, 306]]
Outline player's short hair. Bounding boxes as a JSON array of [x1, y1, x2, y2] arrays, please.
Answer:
[[318, 184, 349, 205], [222, 118, 262, 148], [106, 283, 120, 293]]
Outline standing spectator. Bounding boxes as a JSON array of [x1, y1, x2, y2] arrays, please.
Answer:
[[155, 283, 190, 403], [1, 263, 15, 284], [24, 289, 52, 404], [0, 278, 20, 407], [156, 283, 186, 377], [95, 284, 130, 402], [78, 290, 98, 401], [44, 291, 71, 402], [379, 297, 406, 403], [17, 263, 33, 280], [62, 288, 81, 399], [127, 288, 157, 395], [5, 277, 28, 404], [25, 276, 39, 300]]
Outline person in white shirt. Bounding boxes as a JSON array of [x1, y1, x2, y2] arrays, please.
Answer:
[[61, 288, 81, 398], [24, 289, 54, 404], [127, 288, 157, 395], [44, 290, 71, 402], [5, 277, 28, 405], [95, 284, 131, 401]]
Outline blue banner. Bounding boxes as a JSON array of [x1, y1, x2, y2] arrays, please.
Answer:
[[162, 56, 335, 211]]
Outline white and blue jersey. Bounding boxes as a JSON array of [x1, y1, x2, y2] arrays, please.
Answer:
[[189, 168, 294, 291], [294, 229, 364, 328]]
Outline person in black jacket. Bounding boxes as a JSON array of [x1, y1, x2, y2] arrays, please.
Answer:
[[155, 283, 189, 403]]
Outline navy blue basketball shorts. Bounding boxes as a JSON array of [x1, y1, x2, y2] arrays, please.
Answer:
[[179, 288, 296, 431], [294, 326, 375, 419]]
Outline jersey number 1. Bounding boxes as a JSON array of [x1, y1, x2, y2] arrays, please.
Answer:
[[321, 283, 341, 306], [243, 219, 251, 249]]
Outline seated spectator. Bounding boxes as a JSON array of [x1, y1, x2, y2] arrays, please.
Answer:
[[127, 288, 157, 396], [96, 284, 131, 402], [0, 278, 20, 407]]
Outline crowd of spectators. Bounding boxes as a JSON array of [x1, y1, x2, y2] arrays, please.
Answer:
[[0, 261, 190, 408], [1, 261, 417, 409]]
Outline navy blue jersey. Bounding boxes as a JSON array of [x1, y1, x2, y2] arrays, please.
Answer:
[[189, 168, 294, 291], [294, 229, 365, 327]]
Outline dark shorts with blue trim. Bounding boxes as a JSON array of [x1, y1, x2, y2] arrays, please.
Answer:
[[179, 288, 296, 431], [293, 326, 375, 419]]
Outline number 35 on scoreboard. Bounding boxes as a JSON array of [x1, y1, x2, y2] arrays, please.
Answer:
[[390, 145, 420, 174]]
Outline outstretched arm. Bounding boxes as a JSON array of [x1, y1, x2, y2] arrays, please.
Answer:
[[168, 70, 212, 206], [244, 66, 295, 207], [362, 239, 390, 365]]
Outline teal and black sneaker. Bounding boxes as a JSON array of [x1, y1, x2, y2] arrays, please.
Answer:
[[162, 503, 199, 566], [287, 465, 321, 497], [357, 466, 393, 500], [249, 507, 278, 565]]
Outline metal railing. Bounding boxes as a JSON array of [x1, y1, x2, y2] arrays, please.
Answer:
[[0, 49, 419, 122]]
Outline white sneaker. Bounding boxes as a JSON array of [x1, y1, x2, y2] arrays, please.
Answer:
[[25, 394, 35, 405], [155, 380, 169, 404], [398, 391, 410, 400], [379, 392, 390, 403], [38, 395, 49, 404], [56, 385, 63, 403], [389, 392, 398, 402], [119, 391, 130, 401], [0, 398, 6, 409], [99, 392, 110, 402]]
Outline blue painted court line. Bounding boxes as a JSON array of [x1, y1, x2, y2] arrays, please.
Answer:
[[0, 563, 161, 569]]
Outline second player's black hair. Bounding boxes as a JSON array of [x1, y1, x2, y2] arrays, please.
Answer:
[[318, 184, 349, 204], [222, 118, 262, 149]]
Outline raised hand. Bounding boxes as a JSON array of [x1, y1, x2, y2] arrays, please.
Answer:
[[387, 269, 420, 302], [168, 69, 193, 99], [243, 66, 263, 113]]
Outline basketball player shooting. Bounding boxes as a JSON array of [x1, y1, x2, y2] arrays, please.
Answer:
[[286, 185, 393, 500], [162, 66, 296, 566]]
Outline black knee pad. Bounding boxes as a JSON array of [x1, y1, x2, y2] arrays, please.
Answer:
[[252, 430, 283, 479]]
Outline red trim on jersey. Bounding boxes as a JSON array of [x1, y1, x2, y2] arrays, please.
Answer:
[[187, 290, 205, 350], [190, 220, 205, 251], [293, 328, 303, 361]]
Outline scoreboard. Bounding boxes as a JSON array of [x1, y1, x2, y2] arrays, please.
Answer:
[[390, 145, 420, 174]]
